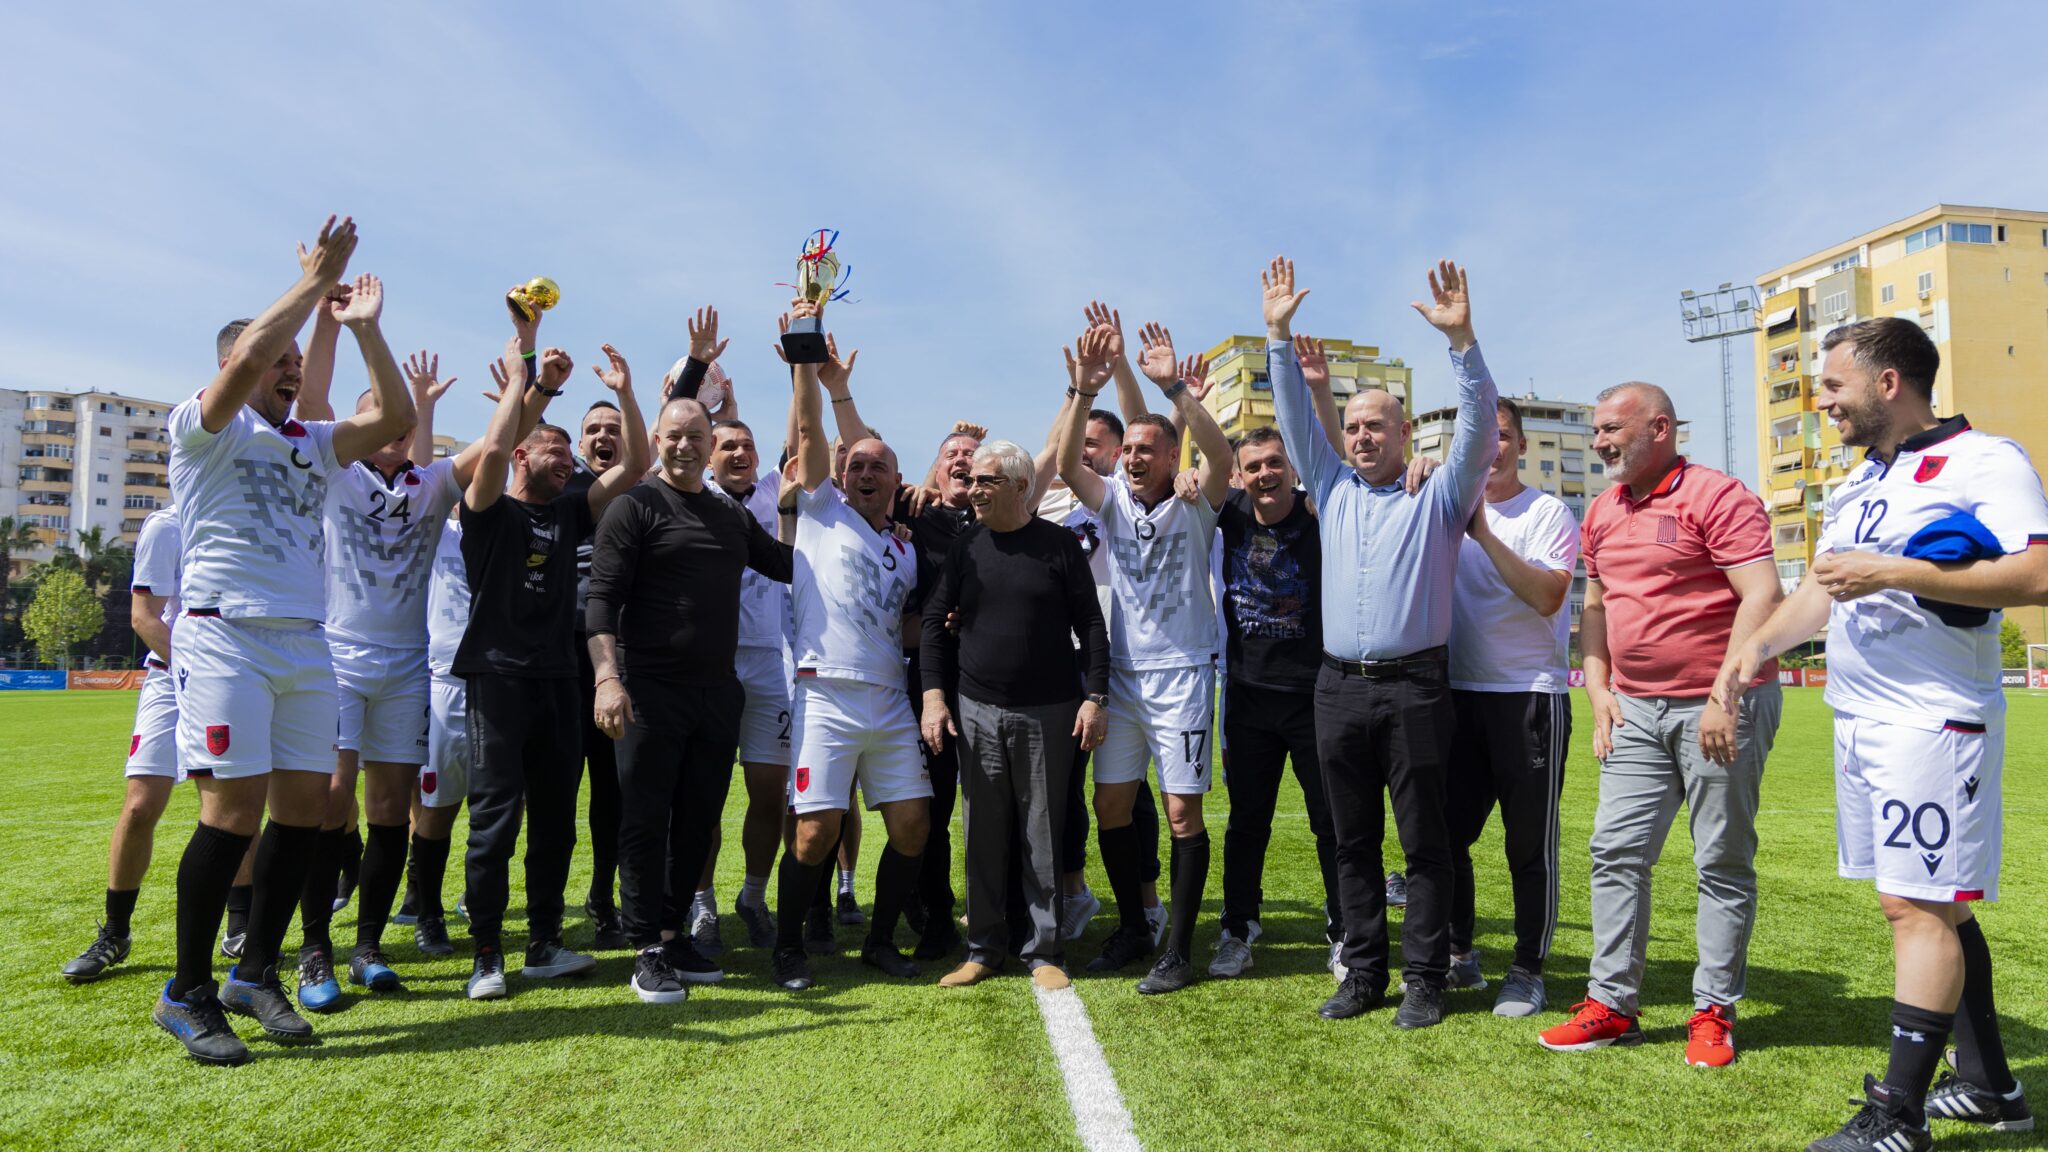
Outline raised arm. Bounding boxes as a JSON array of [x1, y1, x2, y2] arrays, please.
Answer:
[[1260, 257, 1342, 497], [1410, 260, 1496, 516], [293, 288, 348, 422], [1056, 329, 1115, 513], [816, 330, 867, 452], [465, 337, 528, 512], [1028, 397, 1069, 515], [1137, 323, 1230, 508], [1292, 335, 1347, 458], [404, 351, 453, 468], [1083, 302, 1149, 426], [329, 275, 418, 466], [584, 345, 647, 520], [785, 303, 832, 492], [201, 215, 356, 434]]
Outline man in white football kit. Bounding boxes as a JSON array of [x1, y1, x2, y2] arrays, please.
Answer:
[[61, 505, 186, 982], [151, 217, 415, 1067], [769, 300, 932, 991], [1721, 319, 2048, 1151], [1056, 320, 1234, 993]]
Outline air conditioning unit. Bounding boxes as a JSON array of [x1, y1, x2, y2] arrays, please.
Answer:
[[1918, 289, 1933, 300], [1825, 310, 1847, 322]]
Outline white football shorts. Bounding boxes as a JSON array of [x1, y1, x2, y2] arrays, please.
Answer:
[[1092, 663, 1216, 795], [788, 675, 928, 815], [1835, 710, 2002, 903], [174, 614, 337, 779], [421, 673, 468, 810], [330, 637, 431, 765], [736, 644, 793, 767], [125, 662, 179, 779]]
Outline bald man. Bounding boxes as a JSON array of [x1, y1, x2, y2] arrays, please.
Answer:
[[587, 397, 794, 1003]]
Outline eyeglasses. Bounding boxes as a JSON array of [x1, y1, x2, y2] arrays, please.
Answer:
[[969, 474, 1010, 489]]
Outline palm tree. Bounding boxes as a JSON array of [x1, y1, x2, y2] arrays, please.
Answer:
[[76, 525, 114, 595], [0, 515, 40, 630]]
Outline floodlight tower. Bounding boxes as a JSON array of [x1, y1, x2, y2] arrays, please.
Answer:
[[1679, 282, 1762, 474]]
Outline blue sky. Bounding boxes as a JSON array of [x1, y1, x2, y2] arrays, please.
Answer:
[[6, 1, 2045, 487]]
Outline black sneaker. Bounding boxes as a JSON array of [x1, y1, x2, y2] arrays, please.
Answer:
[[690, 909, 724, 959], [912, 915, 961, 962], [1136, 950, 1196, 995], [660, 937, 725, 984], [1807, 1076, 1931, 1152], [220, 963, 315, 1042], [1394, 980, 1445, 1029], [861, 942, 920, 979], [734, 897, 775, 949], [1926, 1066, 2033, 1132], [347, 944, 401, 992], [1319, 972, 1387, 1020], [153, 981, 250, 1066], [62, 923, 131, 983], [587, 903, 627, 952], [630, 947, 688, 1004], [1384, 870, 1408, 909], [771, 946, 814, 991], [1085, 925, 1154, 974], [804, 904, 836, 955], [836, 890, 866, 925], [413, 915, 455, 957]]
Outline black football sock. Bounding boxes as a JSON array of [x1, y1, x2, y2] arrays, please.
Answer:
[[1883, 1000, 1955, 1124], [776, 849, 824, 951], [407, 833, 451, 919], [1166, 830, 1209, 958], [1098, 823, 1145, 933], [242, 821, 320, 977], [224, 883, 253, 941], [339, 825, 363, 893], [105, 887, 140, 939], [1953, 918, 2016, 1093], [865, 847, 920, 950], [296, 827, 346, 958], [169, 823, 252, 1000], [352, 822, 409, 951]]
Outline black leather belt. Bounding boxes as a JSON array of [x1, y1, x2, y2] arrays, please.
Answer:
[[1322, 646, 1448, 680]]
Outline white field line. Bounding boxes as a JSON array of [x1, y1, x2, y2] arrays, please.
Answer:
[[1033, 983, 1142, 1152]]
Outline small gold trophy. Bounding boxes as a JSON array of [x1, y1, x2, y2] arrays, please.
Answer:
[[779, 231, 847, 365], [506, 277, 561, 322]]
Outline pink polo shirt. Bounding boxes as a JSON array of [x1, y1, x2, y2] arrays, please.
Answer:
[[1580, 457, 1775, 698]]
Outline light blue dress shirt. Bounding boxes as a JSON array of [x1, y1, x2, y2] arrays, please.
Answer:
[[1268, 340, 1498, 661]]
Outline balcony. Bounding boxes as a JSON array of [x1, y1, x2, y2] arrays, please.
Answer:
[[22, 420, 73, 435], [21, 492, 70, 506], [122, 518, 148, 534], [127, 433, 168, 452], [1768, 448, 1810, 476], [20, 478, 71, 494], [125, 450, 169, 466], [1769, 487, 1804, 510]]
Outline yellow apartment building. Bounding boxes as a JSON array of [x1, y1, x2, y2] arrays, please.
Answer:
[[1183, 336, 1412, 467]]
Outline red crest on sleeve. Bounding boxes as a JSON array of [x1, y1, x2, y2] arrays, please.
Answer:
[[1914, 456, 1947, 483]]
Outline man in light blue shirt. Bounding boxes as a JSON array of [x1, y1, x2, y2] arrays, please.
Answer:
[[1261, 257, 1498, 1028]]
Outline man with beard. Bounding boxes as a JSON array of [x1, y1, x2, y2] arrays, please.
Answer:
[[588, 397, 793, 1002], [1537, 378, 1781, 1064], [455, 338, 646, 1000], [1718, 319, 2045, 1151]]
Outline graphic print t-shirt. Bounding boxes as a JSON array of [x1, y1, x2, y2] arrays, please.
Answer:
[[1218, 488, 1321, 692], [324, 457, 462, 649]]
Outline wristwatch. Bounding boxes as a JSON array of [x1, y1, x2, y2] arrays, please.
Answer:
[[1085, 693, 1109, 707]]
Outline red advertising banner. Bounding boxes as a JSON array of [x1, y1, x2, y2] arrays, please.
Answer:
[[1805, 668, 1828, 689], [1777, 668, 1803, 687], [68, 670, 147, 690]]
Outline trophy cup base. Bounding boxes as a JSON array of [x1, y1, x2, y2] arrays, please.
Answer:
[[781, 317, 829, 365]]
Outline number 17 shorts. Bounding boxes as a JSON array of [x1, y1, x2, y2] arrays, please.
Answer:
[[1834, 710, 2002, 903], [1092, 663, 1215, 796]]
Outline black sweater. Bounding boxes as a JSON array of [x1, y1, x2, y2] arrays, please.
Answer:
[[586, 476, 793, 683], [919, 518, 1109, 707]]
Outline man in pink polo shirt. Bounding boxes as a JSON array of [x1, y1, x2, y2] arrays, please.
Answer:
[[1537, 381, 1784, 1067]]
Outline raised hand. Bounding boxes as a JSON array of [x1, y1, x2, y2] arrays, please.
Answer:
[[1261, 256, 1309, 341], [819, 333, 858, 392], [483, 334, 527, 402], [1083, 301, 1126, 361], [296, 215, 357, 285], [316, 283, 353, 326], [1409, 260, 1474, 348], [330, 273, 383, 327], [508, 284, 543, 346], [688, 305, 729, 364], [1179, 353, 1214, 401], [590, 345, 628, 394], [1292, 334, 1329, 389], [1068, 328, 1115, 396], [773, 301, 825, 366], [539, 347, 574, 391], [951, 420, 989, 442], [1136, 322, 1179, 389], [404, 351, 456, 403]]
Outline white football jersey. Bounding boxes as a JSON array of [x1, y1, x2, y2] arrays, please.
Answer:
[[1450, 486, 1578, 693], [1098, 474, 1221, 670], [791, 482, 916, 689], [1820, 418, 2048, 729], [130, 505, 183, 640], [168, 394, 340, 620], [324, 457, 463, 648], [732, 472, 792, 651], [425, 518, 471, 679]]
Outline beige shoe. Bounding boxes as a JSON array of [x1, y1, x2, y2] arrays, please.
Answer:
[[1030, 965, 1071, 991], [939, 961, 997, 987]]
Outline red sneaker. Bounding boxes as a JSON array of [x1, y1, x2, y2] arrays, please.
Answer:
[[1537, 999, 1644, 1051], [1684, 1004, 1737, 1067]]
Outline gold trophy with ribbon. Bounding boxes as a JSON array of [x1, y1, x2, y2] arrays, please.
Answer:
[[506, 277, 561, 322], [779, 230, 849, 364]]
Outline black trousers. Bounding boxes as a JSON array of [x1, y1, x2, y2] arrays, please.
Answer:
[[577, 637, 622, 903], [1447, 689, 1569, 973], [614, 674, 745, 947], [464, 674, 582, 950], [906, 651, 962, 918], [1221, 681, 1339, 940], [1314, 659, 1454, 991]]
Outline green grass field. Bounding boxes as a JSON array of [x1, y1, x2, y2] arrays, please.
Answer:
[[3, 688, 2044, 1151]]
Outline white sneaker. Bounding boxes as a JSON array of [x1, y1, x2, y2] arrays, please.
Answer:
[[1145, 904, 1167, 947], [1328, 939, 1348, 983], [1060, 887, 1101, 942], [1208, 921, 1260, 978]]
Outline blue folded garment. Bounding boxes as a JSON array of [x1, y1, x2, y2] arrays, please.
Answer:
[[1901, 512, 2001, 627]]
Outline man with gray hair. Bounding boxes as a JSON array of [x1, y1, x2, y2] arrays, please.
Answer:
[[919, 440, 1110, 987], [1537, 377, 1782, 1067]]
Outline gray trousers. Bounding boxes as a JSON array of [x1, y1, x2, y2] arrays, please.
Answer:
[[1586, 681, 1781, 1016], [959, 695, 1076, 967]]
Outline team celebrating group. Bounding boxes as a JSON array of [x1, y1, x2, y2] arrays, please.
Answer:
[[57, 214, 2048, 1151]]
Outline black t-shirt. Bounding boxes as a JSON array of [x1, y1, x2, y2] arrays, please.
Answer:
[[920, 518, 1108, 708], [566, 462, 598, 629], [585, 477, 794, 683], [1218, 487, 1321, 692], [894, 495, 972, 653], [454, 491, 595, 679]]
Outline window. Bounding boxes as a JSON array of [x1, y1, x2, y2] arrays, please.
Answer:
[[1821, 291, 1849, 317], [1996, 225, 2006, 242], [1830, 254, 1861, 272], [1590, 462, 1604, 474], [95, 498, 106, 506], [1905, 225, 1943, 253], [1917, 271, 1934, 294], [1880, 284, 1895, 304], [1948, 222, 1993, 244], [99, 426, 112, 437], [96, 473, 108, 482], [1539, 460, 1555, 474], [98, 402, 110, 412]]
